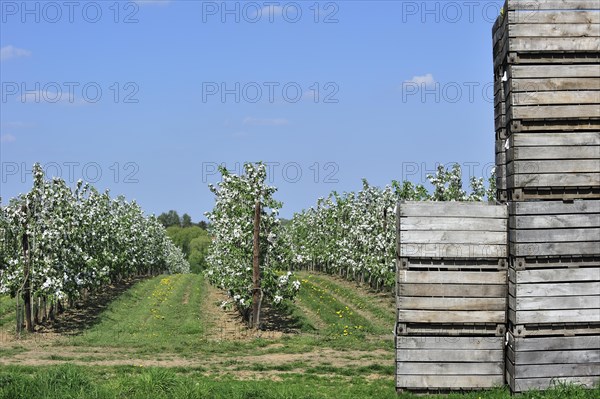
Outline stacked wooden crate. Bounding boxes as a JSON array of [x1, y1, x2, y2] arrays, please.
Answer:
[[493, 0, 600, 393], [492, 0, 600, 201], [396, 202, 508, 392]]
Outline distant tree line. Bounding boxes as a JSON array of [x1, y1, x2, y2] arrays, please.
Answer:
[[157, 210, 211, 274], [157, 210, 208, 230]]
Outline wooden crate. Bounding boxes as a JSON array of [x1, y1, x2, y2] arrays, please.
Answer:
[[508, 267, 600, 334], [505, 131, 600, 197], [396, 335, 505, 392], [493, 1, 600, 70], [505, 64, 600, 124], [396, 269, 508, 326], [506, 332, 600, 393], [398, 201, 508, 259], [509, 200, 600, 258]]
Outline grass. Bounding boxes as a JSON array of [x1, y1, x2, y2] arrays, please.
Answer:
[[1, 273, 599, 398], [0, 364, 598, 399], [69, 274, 205, 354], [0, 295, 15, 328]]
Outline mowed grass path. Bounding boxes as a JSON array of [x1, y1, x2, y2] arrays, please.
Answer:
[[71, 274, 205, 353]]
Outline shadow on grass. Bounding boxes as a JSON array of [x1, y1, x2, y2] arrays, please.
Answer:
[[36, 276, 149, 336]]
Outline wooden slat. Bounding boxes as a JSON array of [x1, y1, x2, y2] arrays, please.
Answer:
[[509, 65, 600, 79], [399, 296, 506, 311], [396, 362, 503, 375], [401, 231, 507, 245], [507, 10, 600, 24], [509, 37, 600, 52], [510, 308, 600, 324], [397, 349, 503, 363], [398, 283, 507, 298], [508, 146, 600, 160], [510, 376, 600, 392], [510, 214, 600, 229], [514, 281, 600, 297], [508, 160, 600, 174], [510, 228, 600, 243], [400, 217, 507, 232], [398, 309, 506, 324], [509, 90, 600, 105], [510, 132, 600, 147], [512, 295, 600, 310], [511, 267, 600, 283], [397, 375, 504, 389], [511, 363, 600, 379], [511, 77, 600, 91], [397, 336, 504, 349], [399, 202, 507, 218], [400, 243, 507, 258], [513, 335, 600, 351], [513, 349, 600, 364], [399, 270, 506, 285], [510, 104, 600, 119], [508, 173, 600, 187], [511, 241, 600, 256], [508, 23, 600, 37], [506, 0, 600, 11], [510, 200, 600, 215]]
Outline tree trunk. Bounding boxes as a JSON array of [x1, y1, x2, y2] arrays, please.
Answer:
[[251, 200, 261, 329]]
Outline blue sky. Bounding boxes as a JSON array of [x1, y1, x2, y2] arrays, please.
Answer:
[[1, 0, 503, 220]]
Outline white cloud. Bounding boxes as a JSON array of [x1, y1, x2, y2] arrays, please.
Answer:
[[0, 45, 32, 62], [0, 134, 16, 143], [250, 5, 284, 19], [403, 73, 436, 88], [242, 117, 289, 126]]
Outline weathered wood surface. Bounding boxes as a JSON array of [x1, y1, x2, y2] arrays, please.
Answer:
[[400, 243, 507, 259], [398, 283, 507, 298], [398, 309, 505, 324], [398, 297, 505, 311], [510, 200, 600, 214], [509, 65, 600, 79], [505, 1, 600, 13], [511, 77, 600, 91], [509, 132, 600, 147], [506, 332, 600, 392], [396, 335, 505, 390], [397, 375, 505, 390], [397, 270, 507, 324], [508, 267, 600, 325], [400, 217, 506, 232], [401, 231, 507, 245], [398, 202, 508, 259], [399, 202, 507, 218], [508, 146, 600, 160], [509, 267, 600, 283], [508, 90, 600, 106], [507, 159, 600, 174], [507, 10, 600, 24], [508, 200, 600, 257], [399, 270, 506, 284], [509, 104, 600, 120], [511, 242, 600, 257]]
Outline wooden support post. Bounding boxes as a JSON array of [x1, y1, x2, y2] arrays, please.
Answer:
[[252, 200, 261, 329]]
